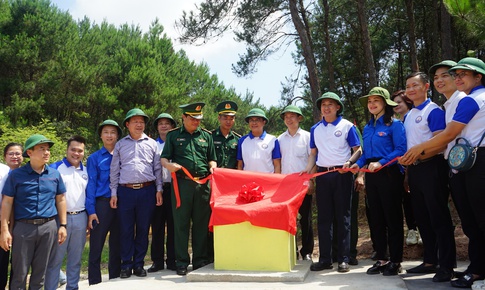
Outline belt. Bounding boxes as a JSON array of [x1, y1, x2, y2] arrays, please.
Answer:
[[18, 217, 55, 225], [120, 181, 154, 189], [176, 172, 207, 181], [96, 197, 110, 201], [317, 165, 343, 172], [67, 209, 86, 215], [412, 154, 443, 166]]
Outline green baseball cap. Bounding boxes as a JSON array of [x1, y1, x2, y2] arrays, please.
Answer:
[[123, 108, 149, 127], [359, 87, 397, 108], [153, 113, 176, 129], [215, 101, 238, 116], [280, 105, 303, 120], [449, 57, 485, 75], [23, 134, 54, 158], [97, 119, 122, 138], [316, 92, 344, 116], [180, 102, 205, 120], [429, 60, 457, 76], [245, 108, 269, 123]]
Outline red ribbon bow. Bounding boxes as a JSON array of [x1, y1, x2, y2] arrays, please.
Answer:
[[237, 182, 265, 203]]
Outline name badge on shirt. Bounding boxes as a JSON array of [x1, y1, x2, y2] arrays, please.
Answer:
[[334, 130, 342, 137], [82, 174, 88, 180], [199, 139, 206, 143], [262, 144, 268, 149], [415, 116, 423, 123], [176, 138, 186, 142], [214, 141, 222, 145]]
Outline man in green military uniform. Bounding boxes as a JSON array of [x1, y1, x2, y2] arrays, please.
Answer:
[[160, 102, 217, 276], [212, 101, 240, 169]]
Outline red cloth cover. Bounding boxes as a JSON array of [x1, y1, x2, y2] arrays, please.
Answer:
[[209, 168, 311, 235]]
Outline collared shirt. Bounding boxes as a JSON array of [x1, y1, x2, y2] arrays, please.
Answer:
[[442, 91, 467, 158], [212, 127, 240, 169], [161, 126, 216, 177], [2, 162, 66, 220], [277, 128, 311, 174], [356, 116, 407, 168], [0, 164, 10, 213], [156, 137, 171, 182], [310, 116, 360, 167], [451, 85, 485, 147], [404, 99, 446, 149], [50, 158, 88, 212], [85, 147, 112, 215], [237, 131, 282, 173], [110, 133, 162, 197]]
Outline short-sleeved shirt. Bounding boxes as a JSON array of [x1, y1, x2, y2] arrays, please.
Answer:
[[161, 126, 216, 177], [50, 158, 88, 212], [2, 162, 66, 220], [310, 116, 360, 167], [212, 128, 240, 169], [278, 128, 311, 174], [0, 164, 10, 212], [404, 99, 446, 148], [451, 85, 485, 147], [156, 137, 171, 182], [237, 131, 281, 173], [85, 147, 112, 215]]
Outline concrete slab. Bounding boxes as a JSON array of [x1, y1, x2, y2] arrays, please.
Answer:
[[186, 260, 311, 282], [401, 261, 469, 290]]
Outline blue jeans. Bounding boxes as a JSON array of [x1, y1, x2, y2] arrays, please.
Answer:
[[45, 213, 88, 290]]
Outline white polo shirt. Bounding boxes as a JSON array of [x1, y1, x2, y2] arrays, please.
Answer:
[[404, 99, 445, 149], [237, 131, 281, 173], [310, 116, 360, 167], [443, 90, 466, 158], [278, 128, 311, 174], [50, 158, 88, 212], [156, 137, 171, 183], [452, 86, 485, 146], [0, 163, 10, 213]]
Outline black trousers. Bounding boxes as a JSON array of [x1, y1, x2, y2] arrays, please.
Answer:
[[408, 156, 456, 269], [333, 183, 359, 259], [150, 183, 175, 268], [449, 148, 485, 276], [297, 194, 314, 257], [365, 164, 403, 263], [0, 248, 8, 289]]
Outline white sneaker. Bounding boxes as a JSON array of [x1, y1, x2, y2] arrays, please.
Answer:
[[417, 230, 423, 245], [472, 280, 485, 290], [406, 229, 418, 245]]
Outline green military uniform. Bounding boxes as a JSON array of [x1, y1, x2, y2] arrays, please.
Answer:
[[160, 102, 217, 271], [212, 101, 240, 169]]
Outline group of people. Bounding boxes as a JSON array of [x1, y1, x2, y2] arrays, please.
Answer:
[[0, 56, 484, 289]]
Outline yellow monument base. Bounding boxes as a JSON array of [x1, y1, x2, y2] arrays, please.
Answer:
[[213, 221, 296, 272]]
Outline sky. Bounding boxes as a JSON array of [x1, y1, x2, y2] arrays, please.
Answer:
[[49, 0, 302, 108]]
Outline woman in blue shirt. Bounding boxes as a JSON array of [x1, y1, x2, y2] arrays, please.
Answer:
[[350, 87, 407, 276]]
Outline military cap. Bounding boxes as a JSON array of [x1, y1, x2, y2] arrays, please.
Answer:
[[449, 57, 485, 76], [359, 87, 397, 108], [429, 60, 457, 76], [153, 113, 177, 129], [215, 101, 238, 116], [180, 102, 205, 120], [316, 92, 345, 116], [97, 119, 122, 138], [245, 108, 269, 123], [123, 108, 149, 127], [280, 105, 304, 120], [23, 134, 54, 158]]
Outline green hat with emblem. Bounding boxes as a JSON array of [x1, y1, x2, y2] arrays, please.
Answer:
[[97, 119, 122, 138], [449, 57, 485, 76], [123, 108, 149, 127], [316, 92, 344, 116], [245, 108, 269, 123], [280, 105, 304, 120], [215, 101, 238, 116], [359, 87, 397, 108], [23, 134, 54, 158], [153, 113, 176, 129], [180, 102, 205, 120], [429, 60, 457, 76]]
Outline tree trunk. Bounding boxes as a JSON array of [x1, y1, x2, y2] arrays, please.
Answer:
[[356, 0, 377, 88], [322, 0, 335, 92], [440, 0, 453, 59], [406, 0, 419, 71], [289, 0, 321, 122]]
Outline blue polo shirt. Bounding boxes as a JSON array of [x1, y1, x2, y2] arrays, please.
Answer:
[[85, 147, 112, 215], [2, 162, 66, 220]]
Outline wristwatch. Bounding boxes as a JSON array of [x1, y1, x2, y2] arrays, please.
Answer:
[[59, 224, 67, 228]]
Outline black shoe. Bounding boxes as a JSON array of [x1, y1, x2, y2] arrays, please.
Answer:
[[367, 261, 388, 275], [407, 263, 437, 274], [310, 262, 333, 271], [370, 251, 378, 261], [133, 266, 147, 277], [433, 268, 454, 282], [338, 262, 350, 273], [176, 266, 188, 276], [383, 262, 402, 276], [303, 254, 312, 261], [349, 257, 358, 266], [450, 272, 483, 288], [147, 262, 164, 273], [120, 268, 132, 278], [166, 264, 177, 271]]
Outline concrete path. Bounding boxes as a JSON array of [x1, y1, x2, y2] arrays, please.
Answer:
[[67, 260, 470, 289]]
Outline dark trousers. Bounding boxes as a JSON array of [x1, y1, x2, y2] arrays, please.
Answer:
[[315, 170, 352, 264], [333, 182, 359, 259], [449, 148, 485, 276], [118, 184, 157, 270], [172, 178, 211, 269], [0, 248, 8, 289], [88, 198, 121, 285], [365, 164, 403, 263], [297, 194, 314, 257], [402, 187, 417, 230], [150, 183, 175, 268], [408, 156, 456, 269]]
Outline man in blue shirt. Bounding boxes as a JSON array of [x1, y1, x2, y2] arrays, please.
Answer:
[[0, 134, 67, 290]]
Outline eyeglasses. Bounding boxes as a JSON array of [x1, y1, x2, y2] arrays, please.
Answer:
[[7, 152, 22, 157], [450, 71, 470, 80]]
